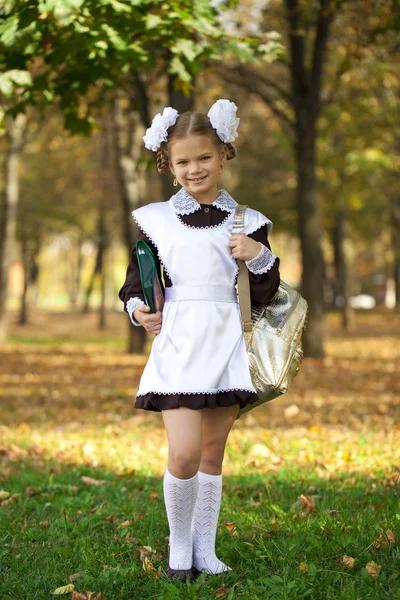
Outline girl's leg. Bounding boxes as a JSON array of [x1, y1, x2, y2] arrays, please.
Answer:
[[192, 403, 240, 574], [161, 407, 202, 570]]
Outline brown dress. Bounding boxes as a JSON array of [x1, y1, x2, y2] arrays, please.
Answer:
[[118, 199, 280, 413]]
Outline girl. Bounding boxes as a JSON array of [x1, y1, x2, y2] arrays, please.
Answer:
[[118, 99, 280, 582]]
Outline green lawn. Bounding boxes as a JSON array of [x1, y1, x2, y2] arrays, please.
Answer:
[[0, 309, 399, 599]]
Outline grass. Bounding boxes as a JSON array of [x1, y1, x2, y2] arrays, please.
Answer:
[[0, 308, 400, 599]]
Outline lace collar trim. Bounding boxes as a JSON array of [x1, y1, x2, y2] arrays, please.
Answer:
[[170, 187, 237, 216]]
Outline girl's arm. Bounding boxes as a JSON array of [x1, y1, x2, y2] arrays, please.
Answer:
[[246, 224, 280, 305], [118, 230, 162, 326]]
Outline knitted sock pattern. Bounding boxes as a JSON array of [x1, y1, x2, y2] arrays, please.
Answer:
[[191, 471, 232, 574], [163, 468, 199, 570]]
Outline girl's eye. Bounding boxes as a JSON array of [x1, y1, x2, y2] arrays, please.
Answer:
[[201, 156, 211, 160]]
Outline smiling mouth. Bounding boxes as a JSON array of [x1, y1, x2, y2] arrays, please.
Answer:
[[188, 176, 207, 183]]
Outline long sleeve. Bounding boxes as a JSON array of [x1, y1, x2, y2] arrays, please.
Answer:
[[246, 224, 280, 305], [118, 229, 163, 326]]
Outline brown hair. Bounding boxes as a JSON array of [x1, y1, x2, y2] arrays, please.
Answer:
[[156, 111, 237, 175]]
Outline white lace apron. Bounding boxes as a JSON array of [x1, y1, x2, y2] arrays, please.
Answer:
[[132, 199, 265, 397]]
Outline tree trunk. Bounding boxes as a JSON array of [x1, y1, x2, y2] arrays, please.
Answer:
[[390, 194, 400, 310], [19, 236, 29, 325], [332, 205, 354, 330], [0, 113, 27, 343], [83, 241, 102, 313], [295, 129, 325, 356], [112, 91, 151, 352]]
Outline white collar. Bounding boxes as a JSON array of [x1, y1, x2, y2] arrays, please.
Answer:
[[170, 187, 237, 216]]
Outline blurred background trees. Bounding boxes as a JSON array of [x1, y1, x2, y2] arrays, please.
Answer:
[[1, 0, 398, 355]]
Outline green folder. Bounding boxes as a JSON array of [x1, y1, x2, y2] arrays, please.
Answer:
[[136, 240, 164, 314]]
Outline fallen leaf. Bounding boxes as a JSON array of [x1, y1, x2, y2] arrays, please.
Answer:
[[299, 561, 308, 572], [220, 522, 238, 536], [142, 557, 160, 577], [117, 520, 131, 529], [215, 584, 229, 598], [366, 561, 381, 578], [39, 520, 49, 527], [284, 404, 300, 418], [51, 583, 75, 594], [150, 492, 160, 500], [81, 476, 107, 487], [1, 493, 20, 507], [69, 573, 83, 581], [374, 529, 395, 548], [0, 490, 10, 500], [137, 545, 156, 561], [343, 555, 355, 569]]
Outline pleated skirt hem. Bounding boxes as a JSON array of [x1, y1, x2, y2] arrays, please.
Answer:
[[134, 389, 259, 414]]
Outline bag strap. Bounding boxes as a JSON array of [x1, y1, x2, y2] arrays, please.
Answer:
[[232, 204, 253, 333]]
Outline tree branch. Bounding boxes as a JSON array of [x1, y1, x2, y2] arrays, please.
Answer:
[[222, 66, 295, 132]]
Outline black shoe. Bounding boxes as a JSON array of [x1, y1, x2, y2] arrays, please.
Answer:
[[166, 548, 194, 583]]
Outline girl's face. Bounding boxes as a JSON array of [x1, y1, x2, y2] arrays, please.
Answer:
[[169, 135, 226, 198]]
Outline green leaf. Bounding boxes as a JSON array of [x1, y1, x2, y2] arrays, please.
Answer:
[[100, 24, 127, 51], [98, 0, 131, 13], [171, 39, 203, 62], [0, 70, 32, 96], [168, 56, 192, 82], [0, 15, 19, 47], [145, 14, 163, 29]]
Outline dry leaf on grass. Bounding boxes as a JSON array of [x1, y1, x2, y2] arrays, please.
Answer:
[[292, 494, 316, 517], [366, 561, 381, 578], [220, 522, 238, 536], [81, 476, 107, 487], [51, 583, 75, 594], [117, 520, 131, 529], [142, 557, 160, 577], [342, 555, 355, 569], [299, 562, 308, 572], [69, 573, 83, 581], [373, 529, 395, 548], [0, 490, 10, 500], [1, 493, 20, 507], [39, 520, 49, 527], [214, 583, 240, 598]]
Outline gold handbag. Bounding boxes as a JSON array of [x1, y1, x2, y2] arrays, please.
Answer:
[[233, 204, 309, 417]]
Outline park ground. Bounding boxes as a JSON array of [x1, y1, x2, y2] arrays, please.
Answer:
[[0, 309, 399, 599]]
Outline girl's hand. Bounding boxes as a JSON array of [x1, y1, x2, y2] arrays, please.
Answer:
[[229, 234, 261, 261], [133, 305, 163, 334]]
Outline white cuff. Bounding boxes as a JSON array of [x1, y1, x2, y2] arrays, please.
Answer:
[[126, 297, 146, 326], [245, 243, 277, 274]]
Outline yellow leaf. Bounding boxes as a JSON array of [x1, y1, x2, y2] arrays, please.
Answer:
[[117, 520, 131, 529], [51, 583, 75, 594], [299, 561, 308, 572], [0, 490, 10, 500], [366, 561, 381, 577], [142, 557, 159, 577], [342, 555, 355, 569]]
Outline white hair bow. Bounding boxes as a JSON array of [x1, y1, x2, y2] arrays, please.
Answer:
[[208, 99, 240, 143], [142, 107, 179, 151]]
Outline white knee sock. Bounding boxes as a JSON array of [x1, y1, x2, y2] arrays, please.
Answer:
[[191, 471, 232, 574], [163, 468, 199, 570]]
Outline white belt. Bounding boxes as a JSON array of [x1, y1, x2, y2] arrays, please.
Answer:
[[165, 285, 238, 303]]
